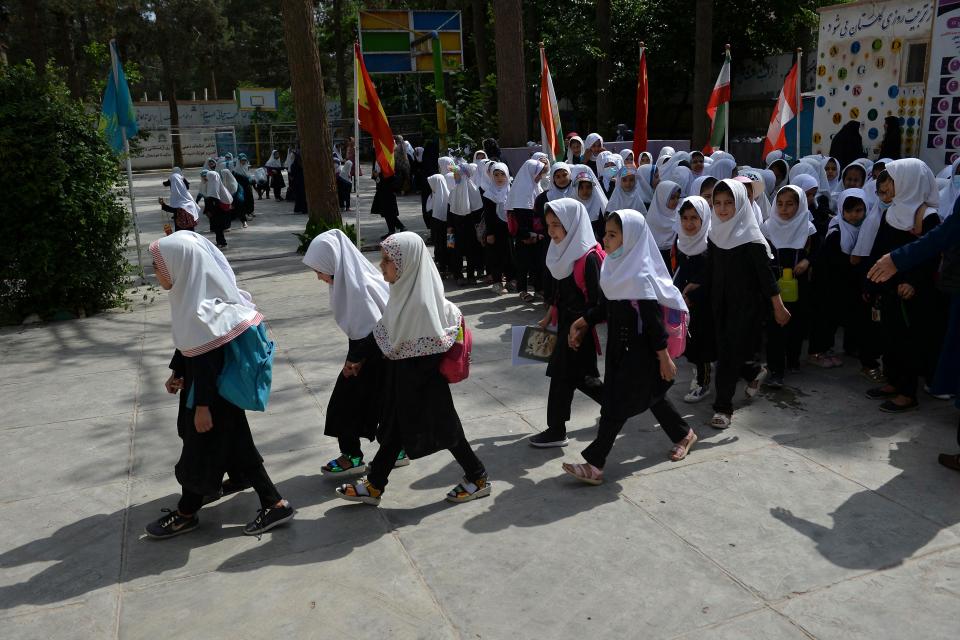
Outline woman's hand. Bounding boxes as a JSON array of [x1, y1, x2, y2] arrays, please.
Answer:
[[897, 283, 915, 300], [194, 406, 213, 433], [486, 234, 496, 245], [568, 317, 588, 350], [867, 253, 898, 283], [164, 374, 183, 395], [658, 350, 677, 381], [342, 359, 364, 378], [794, 259, 810, 276], [772, 295, 792, 326]]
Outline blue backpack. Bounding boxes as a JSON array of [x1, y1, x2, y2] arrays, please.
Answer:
[[218, 323, 274, 411]]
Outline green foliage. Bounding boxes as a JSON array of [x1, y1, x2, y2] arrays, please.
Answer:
[[294, 219, 357, 255], [431, 73, 498, 153], [0, 63, 131, 321]]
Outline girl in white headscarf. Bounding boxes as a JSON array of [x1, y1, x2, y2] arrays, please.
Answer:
[[583, 132, 604, 175], [202, 170, 233, 248], [646, 180, 683, 271], [304, 230, 394, 475], [448, 163, 484, 284], [159, 170, 200, 231], [596, 151, 623, 197], [264, 149, 285, 199], [939, 158, 960, 219], [573, 169, 610, 240], [706, 179, 789, 429], [528, 198, 605, 448], [565, 135, 585, 164], [635, 164, 657, 207], [761, 185, 818, 385], [606, 166, 648, 216], [619, 148, 636, 168], [507, 158, 549, 301], [426, 173, 452, 275], [481, 162, 513, 294], [145, 231, 292, 539], [708, 158, 736, 181], [562, 210, 695, 485], [335, 232, 491, 505], [673, 196, 716, 402], [637, 151, 653, 167], [860, 159, 943, 413]]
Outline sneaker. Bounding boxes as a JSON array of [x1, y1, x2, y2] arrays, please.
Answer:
[[688, 367, 699, 391], [243, 502, 294, 536], [394, 450, 411, 468], [683, 385, 711, 403], [145, 508, 199, 539], [924, 384, 954, 401], [765, 374, 784, 389], [745, 367, 768, 398], [529, 429, 568, 448], [860, 367, 886, 383], [866, 386, 897, 400]]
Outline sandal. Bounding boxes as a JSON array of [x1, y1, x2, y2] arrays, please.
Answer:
[[394, 450, 410, 468], [446, 475, 492, 503], [561, 462, 604, 485], [709, 412, 732, 429], [669, 430, 698, 461], [745, 367, 768, 399], [519, 292, 535, 303], [335, 477, 382, 505], [322, 454, 367, 476]]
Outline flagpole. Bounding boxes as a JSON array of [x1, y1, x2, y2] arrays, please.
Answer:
[[724, 44, 730, 153], [795, 47, 802, 159], [111, 40, 143, 273], [354, 42, 361, 250]]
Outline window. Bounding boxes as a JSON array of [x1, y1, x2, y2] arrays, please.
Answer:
[[903, 42, 927, 85]]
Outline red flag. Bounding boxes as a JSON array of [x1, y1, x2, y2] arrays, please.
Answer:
[[762, 60, 800, 159], [355, 42, 396, 178], [632, 47, 648, 158]]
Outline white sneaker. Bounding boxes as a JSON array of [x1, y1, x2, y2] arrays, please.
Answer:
[[689, 367, 699, 391], [684, 385, 711, 403]]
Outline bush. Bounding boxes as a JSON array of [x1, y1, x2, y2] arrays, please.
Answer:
[[294, 218, 357, 255], [0, 63, 131, 321]]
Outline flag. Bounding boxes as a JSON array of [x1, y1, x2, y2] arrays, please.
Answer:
[[99, 40, 139, 154], [704, 47, 731, 154], [539, 45, 564, 164], [355, 42, 396, 178], [762, 59, 800, 159], [631, 46, 648, 158]]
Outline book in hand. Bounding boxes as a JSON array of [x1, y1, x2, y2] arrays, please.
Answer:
[[511, 325, 557, 365]]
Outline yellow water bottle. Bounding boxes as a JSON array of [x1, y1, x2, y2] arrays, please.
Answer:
[[779, 267, 798, 303]]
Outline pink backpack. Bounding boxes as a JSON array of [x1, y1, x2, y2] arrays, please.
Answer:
[[662, 307, 688, 358], [439, 317, 472, 383], [571, 244, 606, 355]]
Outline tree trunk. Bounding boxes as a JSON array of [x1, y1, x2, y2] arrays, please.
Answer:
[[280, 0, 341, 225], [20, 0, 47, 74], [209, 68, 218, 100], [492, 0, 526, 146], [692, 0, 714, 149], [471, 0, 488, 84], [595, 0, 611, 134], [160, 54, 184, 167], [332, 0, 349, 118]]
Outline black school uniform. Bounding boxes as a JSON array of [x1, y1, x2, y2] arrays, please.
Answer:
[[766, 236, 818, 376], [704, 240, 781, 415], [543, 252, 604, 436], [673, 243, 717, 368], [170, 348, 281, 512], [324, 333, 383, 458], [510, 207, 547, 294], [482, 196, 513, 284], [580, 298, 690, 469]]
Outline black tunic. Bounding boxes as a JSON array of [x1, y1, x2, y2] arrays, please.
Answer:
[[673, 245, 716, 364], [543, 252, 602, 381], [587, 298, 671, 421], [371, 175, 400, 218], [377, 352, 466, 459], [324, 333, 383, 441], [170, 348, 264, 497]]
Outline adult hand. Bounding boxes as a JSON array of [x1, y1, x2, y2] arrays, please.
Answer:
[[867, 253, 898, 283], [195, 406, 213, 433]]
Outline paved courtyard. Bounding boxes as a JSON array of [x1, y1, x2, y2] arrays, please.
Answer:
[[1, 170, 958, 639]]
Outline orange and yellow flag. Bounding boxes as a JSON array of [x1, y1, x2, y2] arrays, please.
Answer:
[[355, 42, 396, 178]]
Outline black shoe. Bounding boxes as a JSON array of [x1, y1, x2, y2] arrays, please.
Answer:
[[201, 477, 253, 506], [529, 429, 568, 448], [866, 387, 897, 400], [145, 508, 199, 539], [243, 502, 294, 536], [879, 399, 919, 413]]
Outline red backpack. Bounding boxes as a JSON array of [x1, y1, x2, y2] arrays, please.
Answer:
[[570, 244, 606, 354], [439, 316, 472, 383]]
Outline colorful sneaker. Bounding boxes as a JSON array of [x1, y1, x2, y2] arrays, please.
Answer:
[[394, 450, 411, 468], [145, 508, 199, 539], [322, 454, 367, 476]]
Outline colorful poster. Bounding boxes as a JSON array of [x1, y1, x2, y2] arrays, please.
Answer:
[[812, 1, 933, 159], [920, 0, 960, 172]]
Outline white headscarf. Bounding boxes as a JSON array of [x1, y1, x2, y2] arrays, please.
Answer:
[[150, 231, 261, 357], [739, 168, 772, 221], [373, 232, 462, 360], [637, 151, 653, 166], [449, 163, 483, 216], [646, 180, 682, 250], [544, 198, 598, 279], [403, 140, 415, 159], [438, 156, 456, 175], [765, 149, 784, 165], [828, 189, 868, 254], [204, 170, 233, 204], [763, 185, 816, 250], [657, 146, 676, 164], [284, 149, 295, 169], [565, 136, 585, 163], [710, 150, 735, 163], [219, 161, 239, 195], [482, 162, 511, 221], [606, 167, 648, 215], [506, 158, 545, 211], [676, 196, 711, 257], [689, 175, 716, 199], [546, 162, 575, 201], [573, 170, 609, 222], [708, 158, 736, 180], [583, 133, 603, 160], [302, 230, 389, 340], [414, 147, 424, 162], [338, 160, 354, 181], [938, 158, 960, 218], [885, 158, 940, 232], [791, 173, 819, 196], [426, 174, 451, 222], [708, 179, 773, 258], [636, 164, 656, 204], [619, 149, 635, 166], [596, 151, 623, 192], [476, 159, 493, 191], [265, 150, 282, 168], [168, 172, 199, 220], [601, 210, 687, 311], [824, 157, 841, 193]]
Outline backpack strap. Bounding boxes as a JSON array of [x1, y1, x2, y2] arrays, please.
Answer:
[[571, 244, 606, 355]]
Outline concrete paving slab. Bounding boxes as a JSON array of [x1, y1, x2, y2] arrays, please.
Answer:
[[669, 608, 810, 639], [4, 587, 118, 639]]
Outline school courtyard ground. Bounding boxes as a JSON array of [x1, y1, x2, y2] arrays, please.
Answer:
[[2, 172, 958, 640]]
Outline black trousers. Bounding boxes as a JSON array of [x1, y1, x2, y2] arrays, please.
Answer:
[[713, 358, 762, 416], [338, 435, 363, 458], [766, 301, 805, 375], [450, 214, 481, 279], [178, 464, 281, 514], [514, 238, 544, 293], [546, 375, 603, 434], [383, 211, 405, 234], [582, 397, 689, 469], [337, 179, 352, 209], [367, 429, 485, 491]]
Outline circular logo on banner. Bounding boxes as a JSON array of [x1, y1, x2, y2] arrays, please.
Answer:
[[939, 98, 952, 112], [857, 64, 867, 76], [947, 78, 960, 94], [935, 117, 947, 130], [818, 65, 826, 77], [868, 108, 879, 121], [889, 85, 900, 99], [949, 58, 960, 74], [850, 107, 861, 119], [813, 133, 822, 144], [932, 134, 945, 147], [853, 85, 863, 96], [830, 45, 839, 57], [851, 41, 861, 54], [873, 39, 884, 51], [868, 128, 879, 140], [838, 67, 848, 80], [891, 39, 902, 52], [875, 56, 885, 69], [816, 96, 826, 108], [833, 113, 843, 125]]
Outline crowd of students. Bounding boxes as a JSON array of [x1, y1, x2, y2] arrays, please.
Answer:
[[143, 130, 960, 539]]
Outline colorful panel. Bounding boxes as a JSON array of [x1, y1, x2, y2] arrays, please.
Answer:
[[412, 31, 462, 51], [920, 0, 960, 172], [364, 53, 413, 74], [361, 31, 410, 53], [360, 11, 410, 31], [411, 11, 461, 31], [414, 53, 464, 72]]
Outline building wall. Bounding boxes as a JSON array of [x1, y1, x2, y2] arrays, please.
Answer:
[[813, 0, 933, 159]]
